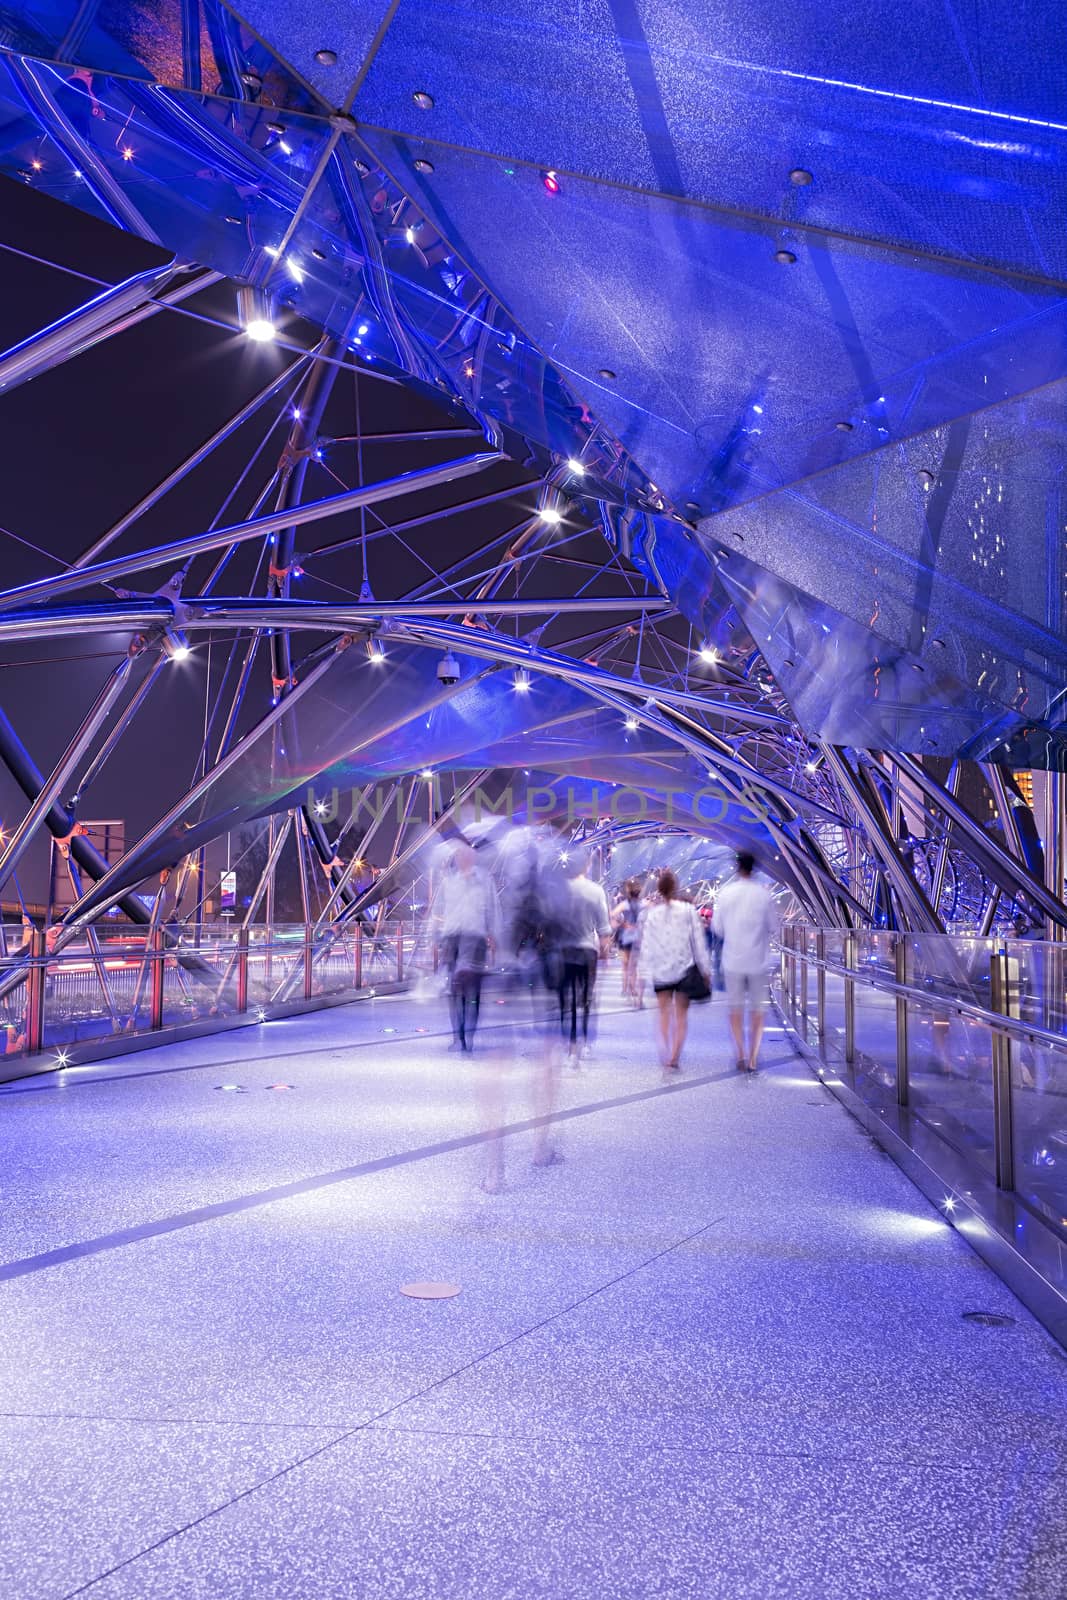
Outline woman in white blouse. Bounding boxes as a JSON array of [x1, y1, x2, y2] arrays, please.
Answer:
[[637, 869, 712, 1071]]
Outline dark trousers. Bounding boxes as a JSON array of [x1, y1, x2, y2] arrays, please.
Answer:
[[560, 948, 597, 1046], [447, 934, 487, 1050]]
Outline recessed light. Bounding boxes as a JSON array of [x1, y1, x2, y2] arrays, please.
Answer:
[[413, 158, 434, 173], [918, 469, 936, 489], [598, 367, 616, 380], [413, 90, 434, 109], [267, 121, 284, 135], [931, 638, 946, 649], [789, 168, 813, 186], [315, 47, 338, 65], [835, 420, 853, 432], [774, 249, 797, 264], [240, 70, 262, 89], [225, 214, 241, 225], [354, 159, 370, 176], [312, 247, 326, 260]]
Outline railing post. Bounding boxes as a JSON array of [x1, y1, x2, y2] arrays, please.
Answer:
[[990, 949, 1016, 1191], [236, 927, 249, 1013], [779, 930, 789, 1012], [303, 925, 314, 1001], [396, 922, 404, 982], [354, 922, 363, 989], [801, 932, 811, 1031], [26, 928, 46, 1055], [895, 934, 910, 1107], [149, 926, 165, 1031], [844, 930, 857, 1065], [816, 929, 827, 1048]]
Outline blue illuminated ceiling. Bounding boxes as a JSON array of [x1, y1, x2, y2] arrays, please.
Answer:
[[0, 0, 1066, 764]]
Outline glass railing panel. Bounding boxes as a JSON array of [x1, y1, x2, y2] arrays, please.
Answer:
[[851, 931, 897, 1092], [906, 1003, 996, 1176]]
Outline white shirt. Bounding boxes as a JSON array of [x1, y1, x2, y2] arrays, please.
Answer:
[[567, 876, 611, 951], [712, 877, 778, 975], [638, 899, 709, 987], [438, 868, 493, 937]]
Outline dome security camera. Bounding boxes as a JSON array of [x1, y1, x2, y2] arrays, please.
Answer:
[[436, 652, 460, 687]]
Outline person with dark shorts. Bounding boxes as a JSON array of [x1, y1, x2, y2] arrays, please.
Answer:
[[612, 878, 645, 1008], [637, 869, 711, 1071]]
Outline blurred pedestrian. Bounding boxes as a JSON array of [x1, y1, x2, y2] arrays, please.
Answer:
[[712, 851, 778, 1072], [437, 841, 493, 1053], [560, 854, 611, 1064], [611, 877, 645, 1008], [638, 868, 711, 1071]]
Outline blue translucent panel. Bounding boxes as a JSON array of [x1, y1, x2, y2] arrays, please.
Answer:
[[228, 0, 390, 108], [0, 0, 322, 108], [70, 640, 788, 915], [355, 0, 1067, 275], [358, 128, 1067, 519], [708, 539, 1067, 766], [706, 378, 1067, 746], [0, 57, 341, 278]]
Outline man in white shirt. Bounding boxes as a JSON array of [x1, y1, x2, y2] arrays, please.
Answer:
[[712, 851, 779, 1072]]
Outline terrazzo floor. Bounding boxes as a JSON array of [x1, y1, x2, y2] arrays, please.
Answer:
[[0, 985, 1065, 1599]]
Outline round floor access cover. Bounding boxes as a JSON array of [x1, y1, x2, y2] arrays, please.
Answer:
[[400, 1281, 461, 1299]]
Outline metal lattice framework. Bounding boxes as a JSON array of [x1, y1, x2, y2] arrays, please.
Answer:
[[0, 0, 1063, 999]]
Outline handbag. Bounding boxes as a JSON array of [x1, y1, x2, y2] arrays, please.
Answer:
[[678, 910, 711, 1002]]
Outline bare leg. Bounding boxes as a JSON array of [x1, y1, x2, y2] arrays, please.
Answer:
[[671, 994, 691, 1066], [747, 1004, 765, 1069], [656, 989, 673, 1066], [729, 1006, 747, 1067]]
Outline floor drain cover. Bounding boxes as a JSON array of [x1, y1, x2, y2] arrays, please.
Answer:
[[961, 1311, 1015, 1327], [400, 1281, 461, 1300]]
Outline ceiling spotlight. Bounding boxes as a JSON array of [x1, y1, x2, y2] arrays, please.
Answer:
[[513, 668, 532, 693], [413, 90, 434, 109], [789, 168, 813, 185], [538, 505, 564, 525], [312, 247, 326, 260], [835, 420, 854, 432], [565, 458, 586, 475], [805, 760, 818, 774], [624, 717, 639, 732], [698, 646, 720, 665], [774, 248, 797, 264], [162, 629, 191, 661], [542, 170, 561, 194], [314, 47, 338, 65], [405, 225, 417, 244], [267, 120, 284, 135], [237, 284, 276, 342], [413, 158, 434, 174], [368, 641, 386, 663], [420, 768, 434, 780]]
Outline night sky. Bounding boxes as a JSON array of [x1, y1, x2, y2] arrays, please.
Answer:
[[0, 173, 550, 905]]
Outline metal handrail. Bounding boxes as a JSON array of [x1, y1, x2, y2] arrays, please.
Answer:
[[781, 942, 1067, 1057]]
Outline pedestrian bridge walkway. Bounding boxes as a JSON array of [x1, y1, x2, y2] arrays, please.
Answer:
[[0, 989, 1064, 1598]]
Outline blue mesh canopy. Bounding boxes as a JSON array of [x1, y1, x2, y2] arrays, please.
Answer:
[[0, 0, 1065, 765]]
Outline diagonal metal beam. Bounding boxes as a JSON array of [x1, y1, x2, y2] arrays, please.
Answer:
[[0, 656, 134, 894], [0, 452, 504, 613]]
